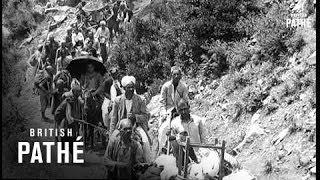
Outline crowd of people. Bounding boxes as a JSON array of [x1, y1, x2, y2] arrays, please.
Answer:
[[30, 1, 204, 179], [33, 55, 202, 179], [29, 0, 134, 123], [30, 0, 133, 77]]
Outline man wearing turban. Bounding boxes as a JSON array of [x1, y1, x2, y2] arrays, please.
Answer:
[[110, 75, 152, 162], [94, 20, 110, 63]]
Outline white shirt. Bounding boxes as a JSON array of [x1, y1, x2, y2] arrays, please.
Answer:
[[125, 99, 133, 113], [94, 27, 110, 41], [72, 32, 84, 46], [171, 115, 203, 144], [158, 114, 205, 153], [110, 80, 124, 101]]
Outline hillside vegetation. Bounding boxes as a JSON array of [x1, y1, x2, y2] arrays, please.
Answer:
[[113, 0, 316, 178]]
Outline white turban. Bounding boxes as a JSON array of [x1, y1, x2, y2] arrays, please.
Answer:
[[171, 66, 182, 74], [100, 20, 106, 26], [121, 76, 136, 87], [71, 78, 81, 90]]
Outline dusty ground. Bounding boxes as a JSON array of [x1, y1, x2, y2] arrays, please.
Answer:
[[2, 63, 107, 178]]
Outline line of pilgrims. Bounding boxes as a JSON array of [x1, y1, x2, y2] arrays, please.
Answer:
[[29, 1, 204, 179]]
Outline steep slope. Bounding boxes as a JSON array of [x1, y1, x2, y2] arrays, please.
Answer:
[[186, 27, 316, 179]]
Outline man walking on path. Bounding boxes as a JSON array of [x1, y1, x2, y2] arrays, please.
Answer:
[[109, 76, 149, 134], [54, 79, 83, 153], [109, 76, 152, 162], [35, 65, 55, 121], [110, 67, 124, 101], [159, 66, 189, 125], [104, 118, 144, 180], [95, 20, 110, 63], [44, 35, 59, 70]]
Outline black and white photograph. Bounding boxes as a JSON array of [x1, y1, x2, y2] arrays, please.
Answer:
[[2, 0, 317, 179]]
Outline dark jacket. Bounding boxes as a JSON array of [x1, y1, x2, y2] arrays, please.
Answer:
[[110, 94, 149, 134]]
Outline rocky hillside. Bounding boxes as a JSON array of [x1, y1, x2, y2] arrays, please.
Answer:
[[188, 29, 316, 179], [147, 28, 316, 179], [145, 0, 316, 179]]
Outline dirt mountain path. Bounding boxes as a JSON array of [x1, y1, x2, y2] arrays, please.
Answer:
[[14, 70, 106, 178]]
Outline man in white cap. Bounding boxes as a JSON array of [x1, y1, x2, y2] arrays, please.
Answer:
[[55, 41, 70, 72], [159, 66, 189, 124], [110, 75, 152, 162], [95, 20, 110, 63]]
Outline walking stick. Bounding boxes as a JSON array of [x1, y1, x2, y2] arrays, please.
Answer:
[[74, 118, 109, 135], [83, 96, 87, 151], [54, 48, 60, 77]]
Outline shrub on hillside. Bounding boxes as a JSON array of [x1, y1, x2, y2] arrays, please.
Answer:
[[179, 0, 258, 42], [227, 39, 252, 71], [218, 71, 246, 96], [109, 19, 170, 94], [3, 0, 37, 38], [111, 0, 304, 94], [233, 84, 265, 113], [269, 84, 288, 104], [2, 98, 27, 155], [281, 69, 302, 95], [2, 36, 26, 96], [260, 71, 280, 93], [285, 32, 306, 56], [199, 40, 228, 79], [300, 68, 316, 90], [237, 2, 295, 65]]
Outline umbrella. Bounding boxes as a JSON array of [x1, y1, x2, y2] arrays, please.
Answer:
[[66, 55, 107, 78]]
